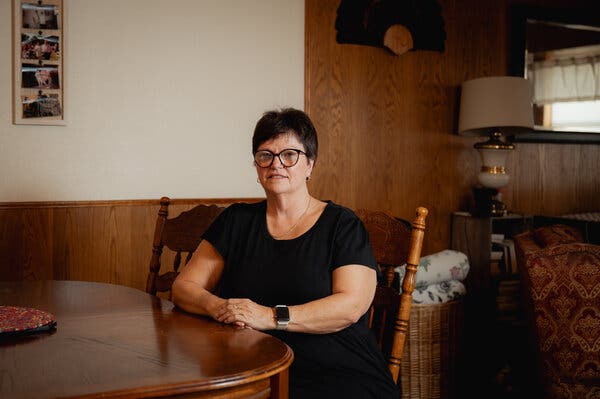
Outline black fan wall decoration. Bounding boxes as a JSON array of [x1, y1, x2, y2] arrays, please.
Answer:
[[335, 0, 446, 55]]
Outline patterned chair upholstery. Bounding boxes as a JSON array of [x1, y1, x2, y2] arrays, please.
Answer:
[[514, 225, 600, 399]]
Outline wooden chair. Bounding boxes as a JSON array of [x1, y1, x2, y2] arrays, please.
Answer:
[[146, 197, 224, 296], [356, 207, 428, 384]]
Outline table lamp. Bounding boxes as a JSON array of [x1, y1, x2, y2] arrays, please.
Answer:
[[458, 76, 533, 216]]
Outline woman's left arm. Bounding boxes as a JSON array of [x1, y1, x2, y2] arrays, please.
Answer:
[[214, 264, 376, 333]]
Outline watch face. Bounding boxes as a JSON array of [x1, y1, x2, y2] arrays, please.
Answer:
[[275, 305, 289, 322]]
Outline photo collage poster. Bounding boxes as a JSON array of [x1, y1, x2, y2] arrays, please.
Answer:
[[14, 0, 64, 124]]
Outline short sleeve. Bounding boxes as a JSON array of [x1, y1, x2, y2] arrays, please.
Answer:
[[331, 209, 378, 272], [202, 204, 235, 260]]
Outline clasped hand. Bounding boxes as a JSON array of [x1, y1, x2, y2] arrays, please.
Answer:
[[214, 298, 275, 330]]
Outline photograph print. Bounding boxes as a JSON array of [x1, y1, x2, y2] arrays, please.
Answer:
[[21, 2, 59, 30], [21, 33, 60, 61], [21, 63, 60, 89], [21, 93, 62, 118]]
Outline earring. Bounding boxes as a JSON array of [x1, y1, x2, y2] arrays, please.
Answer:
[[257, 178, 261, 183], [306, 176, 311, 181]]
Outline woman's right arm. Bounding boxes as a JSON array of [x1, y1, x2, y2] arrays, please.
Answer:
[[171, 240, 226, 317]]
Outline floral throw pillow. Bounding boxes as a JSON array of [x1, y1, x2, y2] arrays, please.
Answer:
[[409, 280, 467, 304], [395, 249, 470, 289]]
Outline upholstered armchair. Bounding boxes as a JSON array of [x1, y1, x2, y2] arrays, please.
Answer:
[[514, 225, 600, 399]]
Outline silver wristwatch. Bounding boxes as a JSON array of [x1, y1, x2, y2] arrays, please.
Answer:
[[274, 305, 290, 330]]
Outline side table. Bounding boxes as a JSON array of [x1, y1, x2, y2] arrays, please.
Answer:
[[450, 212, 533, 397]]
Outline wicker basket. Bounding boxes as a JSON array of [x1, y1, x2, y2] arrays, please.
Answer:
[[400, 300, 464, 399]]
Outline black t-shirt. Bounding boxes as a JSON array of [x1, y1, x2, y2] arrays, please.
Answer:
[[204, 200, 399, 398]]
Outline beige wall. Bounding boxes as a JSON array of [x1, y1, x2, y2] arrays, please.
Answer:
[[0, 0, 304, 201]]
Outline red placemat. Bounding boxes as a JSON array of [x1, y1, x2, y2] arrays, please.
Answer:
[[0, 306, 56, 334]]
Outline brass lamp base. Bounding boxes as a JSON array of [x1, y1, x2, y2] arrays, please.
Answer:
[[472, 187, 507, 217]]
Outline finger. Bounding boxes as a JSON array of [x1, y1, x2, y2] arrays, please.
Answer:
[[220, 301, 237, 313], [227, 304, 240, 312], [222, 309, 246, 323], [216, 313, 228, 322], [223, 314, 242, 324], [215, 308, 235, 322], [219, 309, 239, 322], [214, 302, 230, 315], [214, 308, 228, 321]]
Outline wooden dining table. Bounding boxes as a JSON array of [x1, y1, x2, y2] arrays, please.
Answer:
[[0, 280, 293, 399]]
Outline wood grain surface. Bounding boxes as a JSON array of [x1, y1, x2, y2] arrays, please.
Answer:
[[305, 0, 600, 254], [0, 280, 292, 399], [0, 199, 261, 289]]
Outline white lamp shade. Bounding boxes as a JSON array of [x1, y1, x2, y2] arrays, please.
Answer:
[[458, 76, 534, 137]]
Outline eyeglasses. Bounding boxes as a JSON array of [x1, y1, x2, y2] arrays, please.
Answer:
[[254, 148, 307, 168]]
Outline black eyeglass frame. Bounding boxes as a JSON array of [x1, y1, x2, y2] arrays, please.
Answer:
[[253, 148, 307, 168]]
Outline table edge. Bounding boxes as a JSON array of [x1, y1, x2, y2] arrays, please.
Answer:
[[72, 347, 294, 398]]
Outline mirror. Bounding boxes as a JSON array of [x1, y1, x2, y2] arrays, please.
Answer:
[[509, 5, 600, 143]]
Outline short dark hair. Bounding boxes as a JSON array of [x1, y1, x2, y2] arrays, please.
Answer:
[[252, 108, 318, 162]]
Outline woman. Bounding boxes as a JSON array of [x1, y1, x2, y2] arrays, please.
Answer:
[[172, 108, 399, 398]]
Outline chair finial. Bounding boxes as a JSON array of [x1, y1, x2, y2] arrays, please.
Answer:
[[413, 207, 428, 230]]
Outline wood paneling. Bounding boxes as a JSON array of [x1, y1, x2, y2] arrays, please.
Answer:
[[306, 0, 600, 253], [0, 208, 54, 281], [0, 199, 261, 289]]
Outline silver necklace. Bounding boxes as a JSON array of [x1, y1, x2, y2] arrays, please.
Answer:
[[270, 196, 311, 239]]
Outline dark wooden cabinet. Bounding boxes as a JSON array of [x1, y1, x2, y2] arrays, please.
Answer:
[[451, 212, 533, 398], [451, 212, 532, 296]]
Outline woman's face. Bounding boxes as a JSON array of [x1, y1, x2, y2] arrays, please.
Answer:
[[255, 132, 314, 196]]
